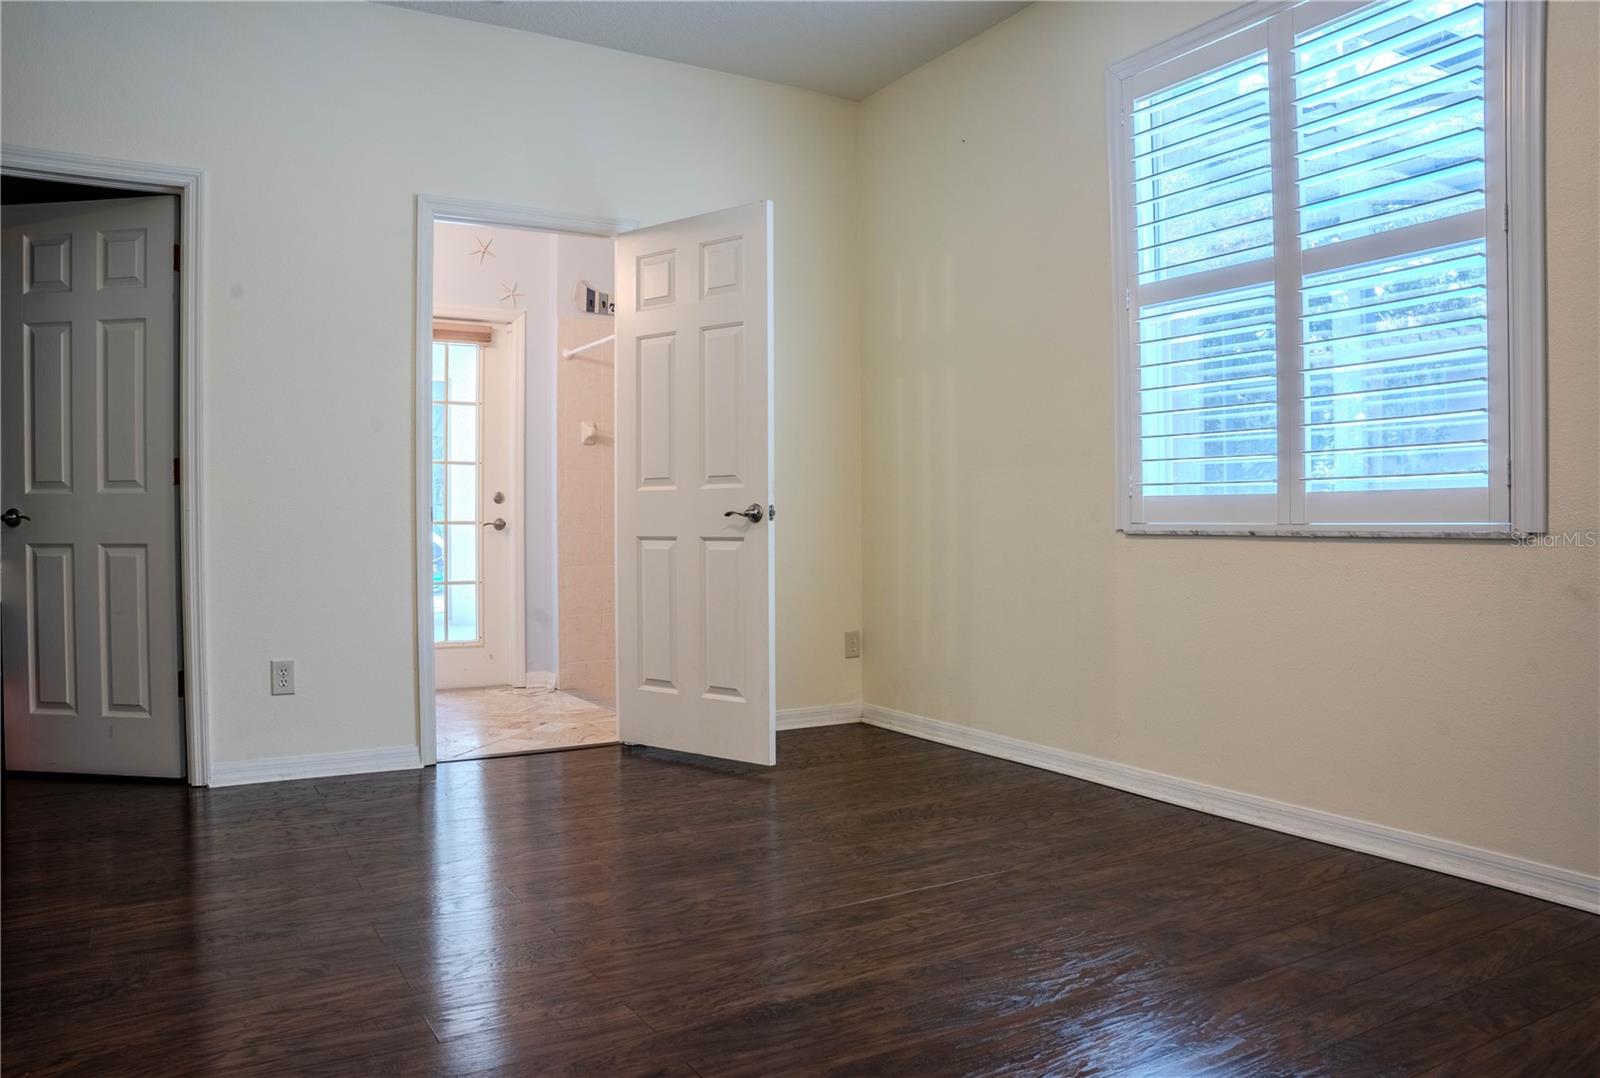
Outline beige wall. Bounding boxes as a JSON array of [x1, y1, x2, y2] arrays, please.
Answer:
[[859, 1, 1600, 876], [1, 1, 864, 766], [556, 317, 616, 706]]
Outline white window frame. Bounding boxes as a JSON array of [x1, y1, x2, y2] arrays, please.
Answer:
[[1106, 0, 1547, 538]]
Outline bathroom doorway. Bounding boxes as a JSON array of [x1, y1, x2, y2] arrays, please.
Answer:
[[425, 215, 620, 761]]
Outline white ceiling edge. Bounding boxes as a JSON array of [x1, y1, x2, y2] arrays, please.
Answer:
[[380, 1, 1032, 101]]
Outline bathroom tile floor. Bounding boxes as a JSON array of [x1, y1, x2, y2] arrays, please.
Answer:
[[436, 686, 617, 761]]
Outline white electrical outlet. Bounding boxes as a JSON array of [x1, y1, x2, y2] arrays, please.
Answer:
[[270, 659, 295, 696], [844, 631, 861, 659]]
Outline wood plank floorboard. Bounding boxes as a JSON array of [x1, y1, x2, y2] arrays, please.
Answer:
[[4, 725, 1596, 1076]]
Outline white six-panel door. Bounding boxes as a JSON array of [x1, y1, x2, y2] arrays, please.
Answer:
[[615, 202, 775, 765], [1, 197, 184, 777]]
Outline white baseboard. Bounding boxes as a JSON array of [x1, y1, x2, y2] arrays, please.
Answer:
[[862, 704, 1599, 914], [778, 703, 863, 730], [524, 671, 556, 691], [209, 746, 422, 788]]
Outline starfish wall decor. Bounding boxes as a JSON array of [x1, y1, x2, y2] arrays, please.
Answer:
[[500, 281, 523, 306], [469, 236, 495, 264]]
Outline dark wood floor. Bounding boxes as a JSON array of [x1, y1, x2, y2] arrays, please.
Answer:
[[4, 726, 1598, 1077]]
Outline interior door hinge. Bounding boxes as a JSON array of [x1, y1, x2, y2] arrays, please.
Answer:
[[1503, 204, 1510, 234], [173, 244, 181, 272], [1124, 288, 1132, 312]]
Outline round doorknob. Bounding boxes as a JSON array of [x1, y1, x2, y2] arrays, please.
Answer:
[[482, 518, 507, 531], [1, 508, 30, 528]]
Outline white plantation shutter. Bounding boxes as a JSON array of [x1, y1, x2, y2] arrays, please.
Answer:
[[1138, 283, 1277, 508], [1134, 50, 1274, 284], [1108, 0, 1536, 535]]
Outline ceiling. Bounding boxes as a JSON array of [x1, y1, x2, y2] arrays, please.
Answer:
[[383, 1, 1030, 101]]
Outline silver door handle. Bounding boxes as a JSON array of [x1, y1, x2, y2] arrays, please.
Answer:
[[482, 518, 506, 531], [724, 503, 764, 523]]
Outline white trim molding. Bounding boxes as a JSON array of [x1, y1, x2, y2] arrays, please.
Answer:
[[209, 746, 422, 788], [1, 144, 213, 786], [414, 195, 638, 767], [777, 703, 863, 731], [1503, 0, 1548, 534], [863, 704, 1599, 914]]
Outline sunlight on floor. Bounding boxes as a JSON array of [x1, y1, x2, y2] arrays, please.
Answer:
[[436, 687, 616, 761]]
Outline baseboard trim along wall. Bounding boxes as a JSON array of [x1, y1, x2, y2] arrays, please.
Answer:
[[777, 704, 864, 730], [861, 703, 1600, 914], [209, 746, 423, 788]]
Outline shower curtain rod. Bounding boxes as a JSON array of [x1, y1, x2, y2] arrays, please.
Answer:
[[561, 333, 614, 359]]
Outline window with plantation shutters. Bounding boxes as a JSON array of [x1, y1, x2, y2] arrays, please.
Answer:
[[1106, 0, 1547, 537]]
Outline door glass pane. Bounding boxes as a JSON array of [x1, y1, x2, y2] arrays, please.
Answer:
[[431, 342, 447, 401], [431, 463, 446, 523], [447, 404, 476, 462], [431, 403, 446, 461], [447, 344, 478, 401], [447, 463, 476, 522], [447, 583, 478, 642], [432, 583, 446, 642], [431, 524, 446, 585], [446, 523, 477, 582]]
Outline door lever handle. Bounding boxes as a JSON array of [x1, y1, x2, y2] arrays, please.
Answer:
[[481, 518, 507, 531], [1, 508, 30, 528], [723, 503, 764, 523]]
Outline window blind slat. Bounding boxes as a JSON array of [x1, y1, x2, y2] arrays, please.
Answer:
[[1297, 66, 1483, 150], [1296, 0, 1478, 60], [1294, 5, 1484, 93]]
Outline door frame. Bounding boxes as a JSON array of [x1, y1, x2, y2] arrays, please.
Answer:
[[429, 303, 528, 691], [0, 144, 212, 785], [413, 195, 635, 766]]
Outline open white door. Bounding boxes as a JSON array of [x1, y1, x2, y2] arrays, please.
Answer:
[[615, 202, 774, 765], [1, 197, 184, 777]]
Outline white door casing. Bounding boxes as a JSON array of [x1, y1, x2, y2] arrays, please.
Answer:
[[432, 324, 520, 690], [1, 197, 184, 777], [614, 201, 775, 765]]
